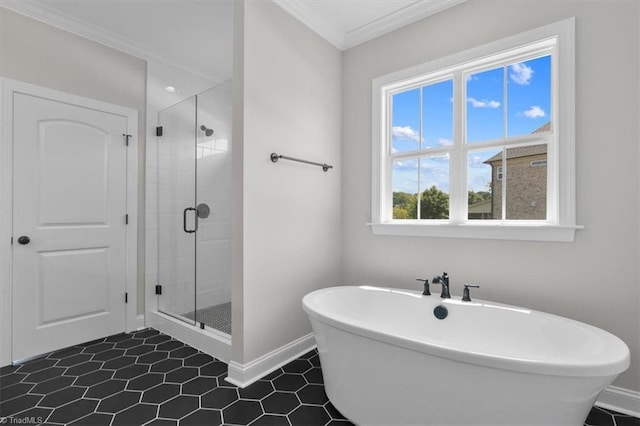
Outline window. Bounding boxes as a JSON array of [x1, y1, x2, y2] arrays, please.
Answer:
[[371, 18, 579, 242]]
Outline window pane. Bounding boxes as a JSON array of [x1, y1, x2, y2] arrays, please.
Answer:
[[422, 80, 453, 149], [507, 55, 552, 137], [392, 158, 418, 219], [391, 88, 420, 153], [468, 149, 501, 220], [466, 67, 504, 143], [419, 155, 449, 219], [504, 144, 547, 220]]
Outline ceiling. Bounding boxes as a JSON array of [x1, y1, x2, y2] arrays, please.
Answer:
[[1, 0, 464, 81], [1, 0, 234, 81]]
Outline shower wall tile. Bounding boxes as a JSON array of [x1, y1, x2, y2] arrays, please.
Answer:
[[145, 260, 158, 289], [145, 244, 158, 268], [196, 239, 231, 307], [157, 214, 174, 231], [145, 219, 158, 246], [145, 213, 158, 231], [194, 83, 233, 311], [158, 261, 176, 277], [146, 169, 158, 185], [195, 221, 231, 241]]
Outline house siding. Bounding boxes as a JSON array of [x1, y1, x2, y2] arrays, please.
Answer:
[[491, 151, 547, 220]]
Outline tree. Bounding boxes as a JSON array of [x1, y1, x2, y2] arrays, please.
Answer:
[[468, 190, 492, 205], [393, 207, 412, 219], [393, 187, 450, 219], [393, 192, 414, 209], [393, 192, 417, 219], [420, 186, 449, 219]]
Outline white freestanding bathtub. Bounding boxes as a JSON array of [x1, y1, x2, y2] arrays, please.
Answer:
[[302, 286, 630, 426]]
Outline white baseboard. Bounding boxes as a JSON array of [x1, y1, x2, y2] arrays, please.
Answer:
[[136, 314, 145, 330], [596, 385, 640, 417], [226, 333, 316, 388]]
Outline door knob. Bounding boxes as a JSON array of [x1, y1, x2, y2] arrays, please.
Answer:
[[17, 236, 30, 245]]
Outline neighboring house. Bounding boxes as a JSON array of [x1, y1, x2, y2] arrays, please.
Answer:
[[468, 198, 492, 219], [470, 122, 550, 220]]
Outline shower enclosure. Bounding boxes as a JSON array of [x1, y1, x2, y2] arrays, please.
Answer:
[[156, 82, 232, 339]]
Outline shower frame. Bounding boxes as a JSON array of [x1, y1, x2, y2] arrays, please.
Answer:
[[148, 82, 233, 362]]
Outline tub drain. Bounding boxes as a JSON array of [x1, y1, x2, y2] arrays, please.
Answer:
[[434, 305, 448, 320]]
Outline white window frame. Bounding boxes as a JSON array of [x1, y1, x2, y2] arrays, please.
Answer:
[[370, 18, 580, 242]]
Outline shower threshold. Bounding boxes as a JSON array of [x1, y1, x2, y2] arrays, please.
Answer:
[[182, 302, 231, 335]]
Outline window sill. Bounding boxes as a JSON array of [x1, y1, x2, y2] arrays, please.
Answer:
[[368, 222, 583, 242]]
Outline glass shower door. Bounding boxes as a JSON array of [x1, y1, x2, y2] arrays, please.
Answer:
[[195, 82, 233, 335], [157, 97, 197, 325]]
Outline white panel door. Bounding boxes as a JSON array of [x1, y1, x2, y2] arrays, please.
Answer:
[[12, 92, 129, 360]]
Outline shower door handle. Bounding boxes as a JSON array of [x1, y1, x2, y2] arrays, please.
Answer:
[[183, 207, 198, 233]]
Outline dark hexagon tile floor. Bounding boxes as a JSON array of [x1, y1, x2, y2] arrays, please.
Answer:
[[0, 328, 637, 426]]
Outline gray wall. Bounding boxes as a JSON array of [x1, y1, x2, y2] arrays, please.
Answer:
[[342, 0, 639, 392], [233, 0, 342, 363], [0, 8, 148, 315]]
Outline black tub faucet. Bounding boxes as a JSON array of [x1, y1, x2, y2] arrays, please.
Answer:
[[416, 278, 430, 295], [432, 272, 451, 299], [462, 284, 480, 302]]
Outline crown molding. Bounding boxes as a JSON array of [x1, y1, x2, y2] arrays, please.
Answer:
[[274, 0, 466, 51], [0, 0, 217, 82], [344, 0, 467, 49], [273, 0, 346, 50], [2, 0, 466, 73]]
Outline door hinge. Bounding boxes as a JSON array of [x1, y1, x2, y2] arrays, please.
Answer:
[[125, 292, 128, 303], [10, 236, 13, 245], [156, 126, 163, 137], [125, 214, 129, 225], [123, 133, 132, 146], [155, 285, 162, 295]]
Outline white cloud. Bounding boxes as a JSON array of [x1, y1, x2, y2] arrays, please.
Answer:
[[392, 126, 420, 142], [523, 105, 546, 118], [438, 138, 453, 146], [468, 173, 492, 192], [468, 155, 486, 168], [509, 62, 534, 85], [467, 97, 501, 108]]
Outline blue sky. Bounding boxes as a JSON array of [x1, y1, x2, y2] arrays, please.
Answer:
[[392, 55, 551, 195]]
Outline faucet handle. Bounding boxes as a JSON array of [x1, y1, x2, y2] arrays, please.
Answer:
[[416, 278, 430, 296], [462, 284, 480, 302]]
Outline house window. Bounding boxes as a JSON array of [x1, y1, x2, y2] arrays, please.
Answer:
[[371, 18, 578, 242]]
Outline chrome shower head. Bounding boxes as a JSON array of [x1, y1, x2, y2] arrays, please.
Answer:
[[200, 125, 214, 137]]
